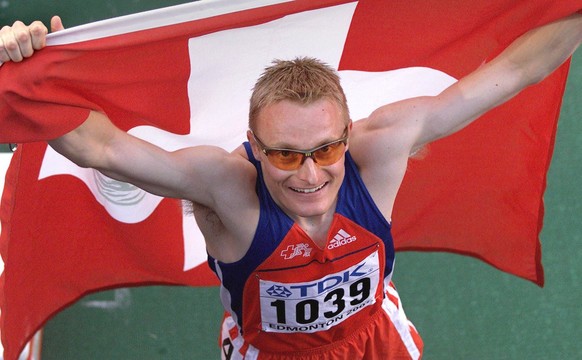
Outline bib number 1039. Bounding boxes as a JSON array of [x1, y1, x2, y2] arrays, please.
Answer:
[[259, 251, 380, 333]]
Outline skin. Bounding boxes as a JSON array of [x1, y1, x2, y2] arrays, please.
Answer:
[[0, 16, 62, 63], [1, 14, 581, 266]]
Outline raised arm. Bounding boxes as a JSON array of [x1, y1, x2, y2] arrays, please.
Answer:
[[1, 16, 261, 261], [2, 16, 259, 208], [361, 13, 582, 155], [48, 110, 255, 210], [421, 13, 582, 144]]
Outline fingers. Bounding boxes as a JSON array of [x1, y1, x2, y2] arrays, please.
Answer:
[[0, 22, 23, 63], [30, 20, 49, 50], [0, 25, 8, 65], [50, 16, 65, 32], [0, 19, 48, 64], [2, 21, 32, 62]]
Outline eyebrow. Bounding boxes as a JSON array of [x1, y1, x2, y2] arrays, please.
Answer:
[[256, 127, 347, 150]]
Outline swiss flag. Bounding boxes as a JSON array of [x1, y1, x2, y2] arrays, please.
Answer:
[[0, 0, 580, 359]]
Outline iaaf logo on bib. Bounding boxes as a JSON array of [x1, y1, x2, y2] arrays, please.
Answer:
[[327, 229, 357, 250]]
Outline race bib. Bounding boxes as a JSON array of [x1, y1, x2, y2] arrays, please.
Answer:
[[259, 251, 380, 333]]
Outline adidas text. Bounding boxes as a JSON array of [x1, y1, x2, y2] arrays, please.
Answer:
[[328, 229, 357, 250]]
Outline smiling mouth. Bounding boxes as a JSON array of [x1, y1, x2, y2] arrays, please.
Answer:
[[290, 182, 327, 194]]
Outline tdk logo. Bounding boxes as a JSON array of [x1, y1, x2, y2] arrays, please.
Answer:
[[327, 229, 357, 250], [289, 262, 368, 297], [266, 285, 293, 298]]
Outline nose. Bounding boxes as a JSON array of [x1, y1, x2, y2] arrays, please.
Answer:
[[296, 157, 321, 184]]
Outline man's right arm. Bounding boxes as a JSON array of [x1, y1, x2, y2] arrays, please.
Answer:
[[2, 17, 252, 208], [49, 110, 250, 208]]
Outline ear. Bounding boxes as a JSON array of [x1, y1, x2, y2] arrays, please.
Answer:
[[246, 130, 262, 161], [346, 120, 353, 151]]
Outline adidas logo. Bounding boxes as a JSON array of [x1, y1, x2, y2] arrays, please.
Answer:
[[327, 229, 357, 250]]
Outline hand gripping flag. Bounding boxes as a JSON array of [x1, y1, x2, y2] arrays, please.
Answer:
[[0, 0, 580, 359]]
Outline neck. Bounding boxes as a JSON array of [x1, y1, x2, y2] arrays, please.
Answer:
[[293, 211, 336, 248]]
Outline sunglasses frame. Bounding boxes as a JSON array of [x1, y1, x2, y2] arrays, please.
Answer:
[[251, 127, 349, 170]]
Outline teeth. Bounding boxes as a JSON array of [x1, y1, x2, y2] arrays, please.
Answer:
[[291, 183, 326, 194]]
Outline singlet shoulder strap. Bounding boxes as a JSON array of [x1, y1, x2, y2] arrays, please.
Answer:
[[243, 141, 258, 164]]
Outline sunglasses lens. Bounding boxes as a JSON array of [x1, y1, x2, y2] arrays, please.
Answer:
[[313, 142, 345, 166], [268, 150, 304, 170]]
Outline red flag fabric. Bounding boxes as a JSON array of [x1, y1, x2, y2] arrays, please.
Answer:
[[341, 1, 581, 284], [0, 0, 580, 359]]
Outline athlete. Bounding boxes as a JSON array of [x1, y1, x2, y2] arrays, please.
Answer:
[[1, 12, 581, 360]]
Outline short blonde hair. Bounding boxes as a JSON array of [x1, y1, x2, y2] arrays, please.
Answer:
[[249, 57, 350, 131]]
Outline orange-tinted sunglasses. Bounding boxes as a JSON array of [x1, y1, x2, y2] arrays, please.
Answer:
[[252, 128, 348, 170]]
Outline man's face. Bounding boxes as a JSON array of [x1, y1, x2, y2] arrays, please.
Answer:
[[249, 98, 348, 223]]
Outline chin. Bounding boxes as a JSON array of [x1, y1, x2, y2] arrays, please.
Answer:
[[285, 198, 334, 218]]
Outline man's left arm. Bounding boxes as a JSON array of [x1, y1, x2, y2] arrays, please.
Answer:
[[412, 13, 582, 147]]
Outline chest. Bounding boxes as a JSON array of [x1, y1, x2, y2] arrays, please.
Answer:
[[238, 214, 389, 351]]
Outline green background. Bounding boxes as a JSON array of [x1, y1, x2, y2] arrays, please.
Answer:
[[2, 1, 581, 359]]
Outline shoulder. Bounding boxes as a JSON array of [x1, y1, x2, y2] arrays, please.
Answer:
[[173, 144, 257, 210], [347, 102, 431, 217], [349, 98, 429, 168]]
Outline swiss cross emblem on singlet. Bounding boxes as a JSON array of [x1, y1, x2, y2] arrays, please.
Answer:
[[280, 243, 313, 260]]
